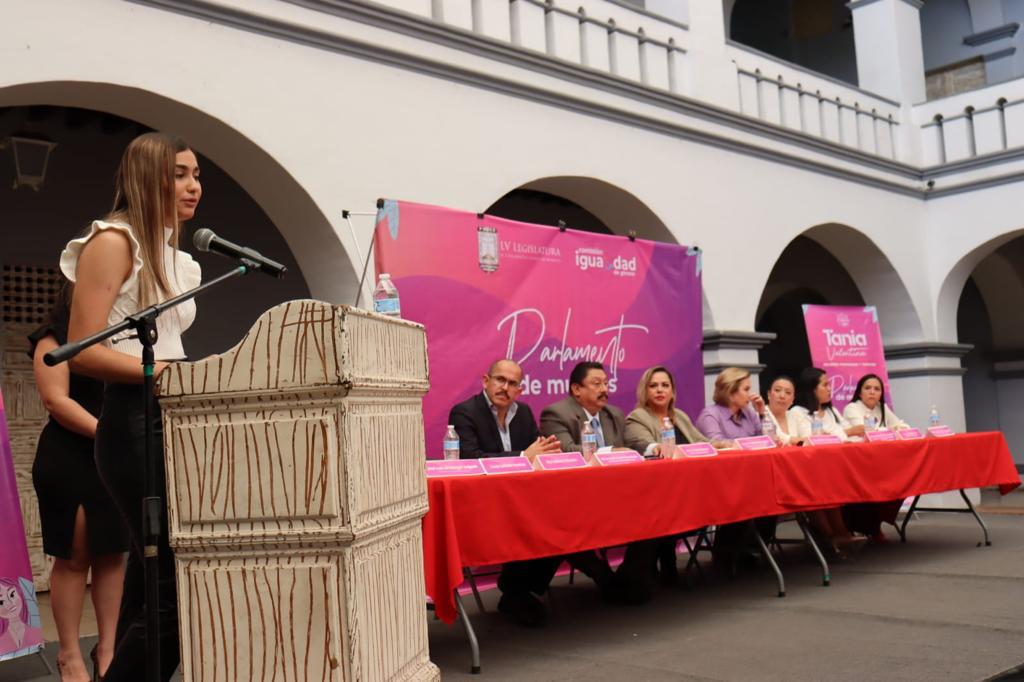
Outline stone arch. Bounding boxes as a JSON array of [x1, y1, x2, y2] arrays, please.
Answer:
[[484, 174, 714, 328], [758, 222, 924, 344], [936, 229, 1024, 345], [0, 80, 357, 304]]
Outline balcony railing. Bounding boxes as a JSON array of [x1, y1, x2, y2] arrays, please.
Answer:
[[915, 79, 1024, 166], [728, 42, 901, 160]]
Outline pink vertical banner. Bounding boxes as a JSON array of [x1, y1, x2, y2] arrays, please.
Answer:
[[374, 200, 704, 458], [0, 390, 44, 661], [802, 304, 892, 411]]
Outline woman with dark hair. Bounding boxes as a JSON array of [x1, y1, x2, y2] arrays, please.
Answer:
[[841, 374, 907, 542], [29, 284, 127, 681], [62, 132, 203, 681], [842, 374, 909, 431], [792, 367, 863, 441], [763, 375, 810, 446]]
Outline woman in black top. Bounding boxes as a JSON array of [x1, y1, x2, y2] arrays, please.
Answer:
[[30, 285, 127, 681]]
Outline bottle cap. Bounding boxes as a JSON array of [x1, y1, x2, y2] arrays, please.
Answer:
[[380, 273, 390, 279], [447, 424, 454, 428]]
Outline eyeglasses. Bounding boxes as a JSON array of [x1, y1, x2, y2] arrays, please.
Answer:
[[488, 375, 522, 390]]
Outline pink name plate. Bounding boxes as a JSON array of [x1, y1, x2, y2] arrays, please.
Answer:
[[735, 435, 776, 450], [425, 459, 485, 478], [807, 434, 842, 446], [679, 442, 718, 457], [480, 457, 534, 475], [866, 430, 897, 442], [535, 452, 588, 471], [897, 428, 924, 440], [928, 425, 954, 437], [593, 451, 644, 466]]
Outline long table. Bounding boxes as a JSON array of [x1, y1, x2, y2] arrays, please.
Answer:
[[423, 432, 1020, 626]]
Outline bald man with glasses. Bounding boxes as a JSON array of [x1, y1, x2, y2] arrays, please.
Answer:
[[448, 359, 560, 626]]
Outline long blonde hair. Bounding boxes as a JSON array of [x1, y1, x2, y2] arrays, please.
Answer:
[[105, 132, 189, 307], [636, 366, 676, 413]]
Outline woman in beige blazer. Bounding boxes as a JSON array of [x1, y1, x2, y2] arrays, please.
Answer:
[[625, 366, 717, 456], [624, 366, 711, 585]]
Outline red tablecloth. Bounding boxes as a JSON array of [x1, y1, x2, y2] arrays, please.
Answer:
[[422, 431, 1019, 623]]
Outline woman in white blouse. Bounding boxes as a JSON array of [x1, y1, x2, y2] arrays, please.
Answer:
[[64, 132, 202, 680], [842, 374, 909, 431], [764, 375, 810, 446], [792, 368, 864, 441], [841, 373, 907, 542]]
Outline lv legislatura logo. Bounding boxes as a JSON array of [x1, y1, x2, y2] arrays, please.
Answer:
[[573, 247, 637, 277]]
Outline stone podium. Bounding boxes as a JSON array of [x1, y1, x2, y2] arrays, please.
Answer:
[[157, 300, 440, 681]]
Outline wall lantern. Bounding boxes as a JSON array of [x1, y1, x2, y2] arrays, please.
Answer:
[[2, 133, 58, 191]]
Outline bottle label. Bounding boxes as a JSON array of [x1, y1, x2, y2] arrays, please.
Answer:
[[374, 298, 401, 315], [443, 440, 459, 451], [661, 430, 675, 441]]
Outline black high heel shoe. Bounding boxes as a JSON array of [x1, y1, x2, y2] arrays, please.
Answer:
[[89, 645, 102, 682]]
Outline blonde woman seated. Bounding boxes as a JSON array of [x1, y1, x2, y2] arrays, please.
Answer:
[[624, 365, 712, 456], [792, 367, 863, 441], [842, 374, 909, 431], [624, 366, 711, 585], [764, 375, 810, 446]]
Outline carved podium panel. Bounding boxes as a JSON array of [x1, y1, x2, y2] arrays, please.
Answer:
[[158, 301, 439, 681]]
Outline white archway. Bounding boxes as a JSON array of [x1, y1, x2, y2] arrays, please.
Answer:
[[0, 81, 357, 303]]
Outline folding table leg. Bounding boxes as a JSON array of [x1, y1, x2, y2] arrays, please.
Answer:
[[959, 489, 991, 547], [795, 513, 830, 586], [898, 495, 921, 543], [463, 567, 486, 613], [455, 589, 481, 674], [748, 520, 785, 597]]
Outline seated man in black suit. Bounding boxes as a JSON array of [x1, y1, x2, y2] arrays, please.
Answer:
[[540, 361, 658, 605], [448, 359, 560, 626]]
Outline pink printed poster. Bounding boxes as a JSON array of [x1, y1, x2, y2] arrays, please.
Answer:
[[803, 304, 892, 412], [374, 200, 704, 458], [0, 389, 44, 661]]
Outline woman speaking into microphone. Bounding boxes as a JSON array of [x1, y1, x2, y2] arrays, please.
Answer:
[[61, 132, 202, 681]]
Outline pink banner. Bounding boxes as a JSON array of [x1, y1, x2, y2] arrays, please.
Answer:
[[0, 390, 44, 661], [374, 200, 703, 457], [803, 305, 892, 412]]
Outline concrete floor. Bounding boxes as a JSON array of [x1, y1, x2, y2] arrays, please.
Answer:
[[2, 505, 1022, 681]]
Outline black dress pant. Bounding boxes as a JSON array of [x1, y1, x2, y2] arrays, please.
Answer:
[[95, 383, 179, 682]]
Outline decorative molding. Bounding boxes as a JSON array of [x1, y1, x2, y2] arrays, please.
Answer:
[[703, 362, 767, 375], [125, 0, 1024, 199], [963, 23, 1020, 47], [887, 367, 967, 378], [983, 47, 1017, 63], [884, 342, 974, 359], [702, 330, 777, 351]]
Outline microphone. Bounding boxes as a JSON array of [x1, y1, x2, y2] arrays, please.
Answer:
[[193, 228, 287, 278]]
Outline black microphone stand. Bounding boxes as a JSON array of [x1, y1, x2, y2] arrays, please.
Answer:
[[45, 261, 259, 682]]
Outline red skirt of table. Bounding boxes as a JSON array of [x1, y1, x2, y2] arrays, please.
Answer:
[[422, 431, 1019, 623]]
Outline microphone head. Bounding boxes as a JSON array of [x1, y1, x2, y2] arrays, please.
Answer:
[[193, 228, 216, 252]]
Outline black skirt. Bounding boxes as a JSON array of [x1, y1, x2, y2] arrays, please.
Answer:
[[32, 420, 129, 559]]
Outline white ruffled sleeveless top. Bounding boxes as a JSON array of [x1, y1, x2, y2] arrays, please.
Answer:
[[59, 220, 201, 360]]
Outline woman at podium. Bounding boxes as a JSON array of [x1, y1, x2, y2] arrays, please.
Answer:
[[61, 132, 203, 681]]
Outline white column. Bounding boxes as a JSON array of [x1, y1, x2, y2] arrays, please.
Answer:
[[848, 0, 926, 163], [701, 331, 776, 404], [684, 0, 740, 110]]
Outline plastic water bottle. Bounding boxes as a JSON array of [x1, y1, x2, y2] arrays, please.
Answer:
[[581, 420, 598, 461], [660, 417, 676, 458], [443, 425, 460, 461], [929, 405, 941, 429], [761, 413, 777, 443], [811, 413, 823, 436], [372, 273, 401, 318], [865, 415, 878, 433]]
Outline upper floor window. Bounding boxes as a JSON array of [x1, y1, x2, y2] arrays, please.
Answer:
[[727, 0, 858, 86]]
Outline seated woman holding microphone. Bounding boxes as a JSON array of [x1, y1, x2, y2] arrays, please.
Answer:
[[842, 373, 909, 431]]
